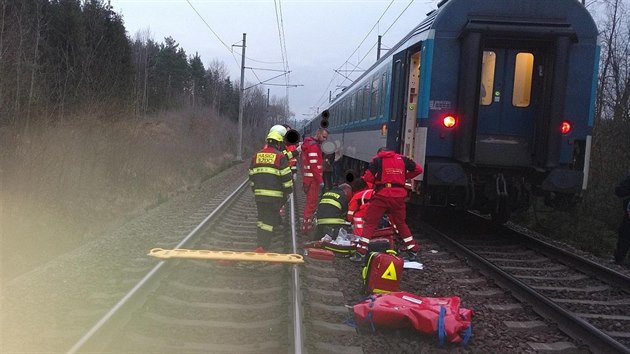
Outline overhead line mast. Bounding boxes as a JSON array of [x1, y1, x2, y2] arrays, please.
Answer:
[[235, 33, 246, 162]]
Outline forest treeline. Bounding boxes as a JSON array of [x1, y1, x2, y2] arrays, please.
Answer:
[[0, 0, 628, 242], [0, 0, 291, 131]]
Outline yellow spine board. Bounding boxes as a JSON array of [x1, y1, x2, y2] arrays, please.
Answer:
[[148, 248, 304, 264]]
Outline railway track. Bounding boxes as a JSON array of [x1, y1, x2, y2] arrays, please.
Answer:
[[67, 176, 364, 354], [67, 180, 306, 353], [5, 163, 628, 353], [420, 210, 630, 354]]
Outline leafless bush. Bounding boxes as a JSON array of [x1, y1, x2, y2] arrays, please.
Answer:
[[0, 107, 241, 279]]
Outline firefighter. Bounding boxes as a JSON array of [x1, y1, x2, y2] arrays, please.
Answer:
[[301, 128, 328, 235], [268, 124, 301, 222], [269, 124, 301, 169], [249, 131, 294, 252], [315, 183, 353, 241], [614, 174, 630, 265], [349, 147, 423, 263]]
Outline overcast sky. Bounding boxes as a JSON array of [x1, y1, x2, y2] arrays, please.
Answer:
[[109, 0, 439, 122]]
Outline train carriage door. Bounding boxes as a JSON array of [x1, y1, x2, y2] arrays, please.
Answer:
[[475, 48, 540, 166], [403, 52, 421, 160], [387, 56, 406, 152], [387, 47, 421, 155]]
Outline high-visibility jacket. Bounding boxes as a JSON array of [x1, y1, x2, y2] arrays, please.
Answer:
[[249, 145, 293, 203], [347, 188, 375, 236], [362, 150, 422, 198], [301, 136, 323, 184], [266, 142, 298, 171], [316, 185, 350, 226]]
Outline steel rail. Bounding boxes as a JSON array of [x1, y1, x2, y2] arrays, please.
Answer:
[[290, 192, 305, 354], [427, 225, 630, 354], [66, 179, 249, 354], [503, 222, 630, 294]]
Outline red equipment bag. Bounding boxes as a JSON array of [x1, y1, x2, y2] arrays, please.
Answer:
[[362, 251, 403, 294], [321, 241, 356, 255], [302, 240, 356, 256], [353, 292, 473, 346], [368, 237, 393, 253], [372, 226, 396, 238], [304, 248, 335, 261], [368, 226, 396, 253]]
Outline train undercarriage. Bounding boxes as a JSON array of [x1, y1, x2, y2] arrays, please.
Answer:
[[341, 156, 583, 224]]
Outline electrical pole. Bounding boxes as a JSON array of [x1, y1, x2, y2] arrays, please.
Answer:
[[236, 33, 246, 161]]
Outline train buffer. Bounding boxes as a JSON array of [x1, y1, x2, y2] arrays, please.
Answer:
[[148, 248, 304, 264]]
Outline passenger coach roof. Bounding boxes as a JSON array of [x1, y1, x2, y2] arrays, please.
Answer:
[[328, 0, 597, 106]]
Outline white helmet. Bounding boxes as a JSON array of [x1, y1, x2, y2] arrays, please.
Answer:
[[269, 124, 288, 137]]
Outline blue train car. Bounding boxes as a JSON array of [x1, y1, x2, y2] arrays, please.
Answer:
[[307, 0, 599, 222]]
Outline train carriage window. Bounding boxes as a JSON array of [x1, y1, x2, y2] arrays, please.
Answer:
[[351, 93, 357, 123], [347, 97, 351, 123], [378, 72, 387, 116], [363, 83, 370, 120], [512, 52, 534, 107], [480, 51, 496, 106], [370, 76, 380, 119]]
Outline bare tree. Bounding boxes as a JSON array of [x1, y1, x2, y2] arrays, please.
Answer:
[[25, 0, 42, 135], [133, 28, 153, 116], [586, 0, 630, 225]]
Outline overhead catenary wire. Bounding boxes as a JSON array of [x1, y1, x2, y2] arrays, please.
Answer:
[[185, 0, 241, 69], [338, 0, 416, 91], [312, 0, 419, 112], [186, 0, 285, 84], [274, 0, 291, 100], [312, 0, 396, 111]]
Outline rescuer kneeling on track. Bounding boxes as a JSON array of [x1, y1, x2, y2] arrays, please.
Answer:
[[315, 183, 353, 241], [249, 131, 294, 253], [349, 147, 423, 263], [347, 178, 376, 238]]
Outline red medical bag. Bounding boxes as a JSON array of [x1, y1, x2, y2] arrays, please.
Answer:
[[353, 292, 473, 345], [362, 251, 403, 294]]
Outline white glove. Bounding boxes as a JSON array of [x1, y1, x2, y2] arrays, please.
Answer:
[[296, 142, 303, 153]]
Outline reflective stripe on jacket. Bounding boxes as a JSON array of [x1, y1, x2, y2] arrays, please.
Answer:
[[301, 137, 323, 184], [316, 186, 349, 226], [249, 145, 293, 203], [362, 150, 422, 198]]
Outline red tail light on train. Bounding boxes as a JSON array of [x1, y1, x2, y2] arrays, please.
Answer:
[[560, 120, 572, 135], [442, 114, 457, 128]]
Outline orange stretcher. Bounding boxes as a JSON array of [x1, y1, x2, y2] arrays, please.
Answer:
[[148, 248, 304, 264]]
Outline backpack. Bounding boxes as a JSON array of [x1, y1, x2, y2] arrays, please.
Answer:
[[362, 250, 404, 294]]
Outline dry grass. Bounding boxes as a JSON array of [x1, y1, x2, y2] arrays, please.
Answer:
[[0, 108, 244, 281]]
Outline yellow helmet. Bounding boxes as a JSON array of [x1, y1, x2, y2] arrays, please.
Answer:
[[269, 124, 288, 137], [266, 131, 284, 142]]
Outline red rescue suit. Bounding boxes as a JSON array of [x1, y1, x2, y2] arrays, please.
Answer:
[[347, 188, 375, 237], [301, 136, 323, 233], [356, 150, 422, 255], [285, 144, 298, 176]]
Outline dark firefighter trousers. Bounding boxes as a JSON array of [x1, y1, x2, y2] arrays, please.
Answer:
[[256, 200, 283, 249]]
